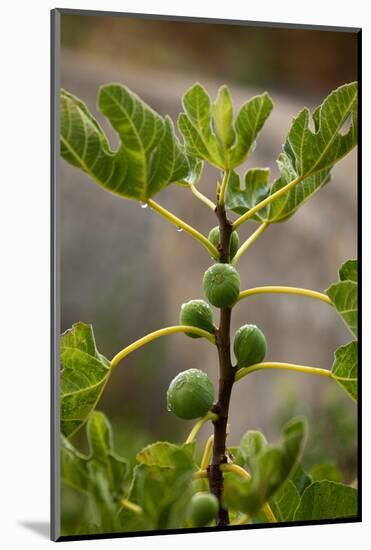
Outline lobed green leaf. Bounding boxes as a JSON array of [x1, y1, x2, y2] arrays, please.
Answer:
[[270, 480, 301, 522], [331, 341, 358, 401], [325, 260, 358, 401], [309, 461, 343, 483], [129, 462, 195, 530], [225, 169, 270, 221], [136, 441, 196, 470], [251, 463, 312, 524], [178, 83, 272, 169], [326, 259, 358, 338], [339, 259, 358, 282], [61, 412, 129, 533], [268, 82, 357, 221], [61, 86, 197, 202], [174, 156, 204, 187], [223, 417, 307, 516], [290, 463, 313, 495], [86, 412, 128, 498], [228, 92, 273, 168], [225, 82, 357, 223], [265, 165, 331, 223], [61, 411, 128, 497], [327, 281, 357, 338], [61, 435, 90, 493], [213, 85, 235, 150], [294, 480, 357, 520], [60, 323, 111, 437], [235, 430, 268, 470], [286, 82, 357, 176]]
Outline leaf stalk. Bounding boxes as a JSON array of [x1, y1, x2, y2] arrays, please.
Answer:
[[232, 175, 303, 230], [147, 199, 218, 258], [220, 464, 277, 522], [235, 362, 332, 382], [185, 414, 218, 444], [120, 499, 143, 515], [200, 435, 214, 470], [193, 470, 208, 480], [231, 222, 270, 265], [111, 325, 216, 368], [218, 170, 231, 206], [238, 286, 332, 305], [190, 184, 216, 211]]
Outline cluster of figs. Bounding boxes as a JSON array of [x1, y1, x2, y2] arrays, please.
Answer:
[[167, 227, 267, 421]]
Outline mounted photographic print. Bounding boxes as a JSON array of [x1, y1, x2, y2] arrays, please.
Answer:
[[51, 8, 361, 542]]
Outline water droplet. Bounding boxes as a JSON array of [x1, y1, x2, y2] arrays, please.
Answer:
[[177, 226, 183, 232], [140, 202, 148, 209]]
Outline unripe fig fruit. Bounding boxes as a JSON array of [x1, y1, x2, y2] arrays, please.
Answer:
[[203, 263, 240, 308], [167, 369, 214, 420], [188, 492, 219, 527], [208, 226, 240, 260], [233, 324, 267, 367], [179, 299, 214, 338]]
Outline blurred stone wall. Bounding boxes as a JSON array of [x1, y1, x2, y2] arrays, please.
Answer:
[[60, 50, 357, 445]]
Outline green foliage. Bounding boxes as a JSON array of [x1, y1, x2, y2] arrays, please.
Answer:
[[166, 369, 215, 419], [60, 323, 111, 437], [212, 86, 235, 150], [126, 439, 197, 530], [60, 86, 198, 202], [61, 411, 129, 532], [255, 471, 354, 524], [178, 83, 273, 169], [128, 464, 194, 530], [225, 82, 357, 223], [61, 416, 199, 534], [294, 481, 357, 520], [61, 437, 90, 494], [235, 430, 268, 470], [328, 281, 358, 338], [269, 481, 301, 522], [59, 80, 358, 534], [136, 441, 196, 469], [203, 263, 240, 308], [226, 425, 357, 525], [223, 417, 307, 515], [289, 464, 313, 495], [61, 412, 128, 496], [285, 82, 357, 175], [326, 259, 358, 338], [339, 259, 358, 283], [327, 259, 358, 400], [310, 461, 342, 482], [225, 169, 270, 220], [332, 341, 358, 401], [272, 383, 357, 483]]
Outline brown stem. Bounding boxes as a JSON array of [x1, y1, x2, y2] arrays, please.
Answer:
[[207, 202, 235, 526]]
